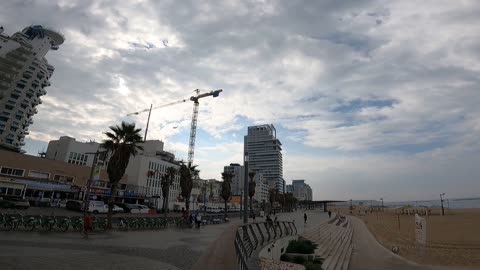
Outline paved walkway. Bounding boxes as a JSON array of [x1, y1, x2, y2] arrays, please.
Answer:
[[349, 216, 475, 270], [0, 219, 242, 270]]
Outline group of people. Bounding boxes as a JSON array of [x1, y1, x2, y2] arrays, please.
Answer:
[[181, 209, 203, 228]]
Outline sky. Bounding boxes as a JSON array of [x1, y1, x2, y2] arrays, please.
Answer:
[[2, 0, 480, 201]]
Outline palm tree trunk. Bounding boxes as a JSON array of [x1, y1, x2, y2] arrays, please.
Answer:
[[107, 184, 117, 229], [185, 197, 190, 215], [164, 186, 170, 218], [249, 196, 253, 217], [224, 200, 227, 220]]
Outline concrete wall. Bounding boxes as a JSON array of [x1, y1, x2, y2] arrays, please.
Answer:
[[258, 235, 297, 260]]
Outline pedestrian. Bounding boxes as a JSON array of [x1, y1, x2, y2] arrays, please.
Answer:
[[195, 212, 202, 228], [304, 212, 307, 224], [328, 210, 332, 218], [253, 212, 256, 221]]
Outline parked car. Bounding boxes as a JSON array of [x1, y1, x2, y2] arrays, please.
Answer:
[[130, 204, 154, 214], [88, 201, 123, 214], [0, 199, 29, 209], [12, 199, 30, 209], [115, 203, 136, 213], [66, 200, 83, 212], [0, 200, 15, 209]]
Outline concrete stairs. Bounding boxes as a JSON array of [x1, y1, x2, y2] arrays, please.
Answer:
[[302, 216, 353, 270]]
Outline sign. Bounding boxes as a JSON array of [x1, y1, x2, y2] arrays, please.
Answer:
[[415, 214, 427, 245]]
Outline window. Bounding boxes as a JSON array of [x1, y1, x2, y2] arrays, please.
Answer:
[[16, 83, 25, 89], [54, 174, 74, 183], [2, 112, 9, 116], [0, 116, 8, 122], [0, 167, 24, 176], [28, 170, 49, 180], [5, 104, 14, 110], [0, 124, 5, 130], [5, 139, 13, 144], [11, 121, 18, 127], [10, 126, 17, 132]]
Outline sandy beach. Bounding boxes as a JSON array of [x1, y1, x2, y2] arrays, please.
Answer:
[[331, 205, 480, 268]]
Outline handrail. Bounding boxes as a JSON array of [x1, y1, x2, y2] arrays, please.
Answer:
[[234, 221, 298, 270]]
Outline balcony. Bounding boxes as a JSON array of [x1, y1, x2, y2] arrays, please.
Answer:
[[23, 130, 29, 135]]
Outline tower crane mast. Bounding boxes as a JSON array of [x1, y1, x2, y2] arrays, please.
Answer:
[[126, 89, 223, 166]]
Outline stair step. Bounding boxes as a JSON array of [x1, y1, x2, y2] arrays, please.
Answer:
[[319, 225, 349, 258], [322, 226, 350, 263], [316, 226, 344, 256], [341, 243, 353, 270], [327, 228, 353, 270], [335, 231, 353, 270]]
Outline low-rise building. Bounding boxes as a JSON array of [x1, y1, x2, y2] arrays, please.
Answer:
[[46, 136, 100, 166], [0, 149, 135, 204]]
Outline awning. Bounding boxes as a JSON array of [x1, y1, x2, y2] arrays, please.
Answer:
[[14, 179, 77, 192]]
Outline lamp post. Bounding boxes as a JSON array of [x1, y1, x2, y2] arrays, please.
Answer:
[[243, 152, 249, 224], [380, 198, 384, 212], [440, 193, 445, 216]]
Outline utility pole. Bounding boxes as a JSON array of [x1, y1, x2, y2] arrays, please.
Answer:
[[243, 152, 249, 224]]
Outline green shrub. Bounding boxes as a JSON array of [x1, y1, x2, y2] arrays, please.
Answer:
[[280, 254, 290, 262], [305, 262, 323, 270], [292, 255, 306, 264], [286, 240, 318, 254]]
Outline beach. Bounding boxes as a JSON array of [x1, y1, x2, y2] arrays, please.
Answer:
[[331, 205, 480, 268]]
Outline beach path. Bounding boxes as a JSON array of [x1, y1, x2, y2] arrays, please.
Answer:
[[348, 216, 474, 270]]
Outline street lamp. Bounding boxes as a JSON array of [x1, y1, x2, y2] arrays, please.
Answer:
[[440, 193, 445, 216], [380, 198, 384, 212]]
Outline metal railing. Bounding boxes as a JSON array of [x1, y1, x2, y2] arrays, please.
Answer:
[[234, 221, 297, 270]]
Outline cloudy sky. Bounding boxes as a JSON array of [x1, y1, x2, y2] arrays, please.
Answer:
[[2, 0, 480, 201]]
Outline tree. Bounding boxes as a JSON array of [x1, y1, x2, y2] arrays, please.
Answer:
[[161, 166, 177, 217], [221, 172, 233, 220], [248, 172, 256, 215], [179, 162, 199, 215], [268, 188, 277, 214], [209, 182, 214, 201], [101, 121, 143, 229]]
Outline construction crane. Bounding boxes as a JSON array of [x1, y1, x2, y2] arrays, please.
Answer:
[[126, 89, 223, 166]]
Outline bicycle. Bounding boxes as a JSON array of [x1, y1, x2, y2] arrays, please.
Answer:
[[54, 216, 71, 232], [92, 216, 107, 231]]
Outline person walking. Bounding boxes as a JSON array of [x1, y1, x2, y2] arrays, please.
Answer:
[[304, 212, 308, 224], [328, 210, 332, 218]]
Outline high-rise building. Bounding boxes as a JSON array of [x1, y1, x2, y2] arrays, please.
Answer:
[[0, 25, 64, 152], [224, 163, 244, 195], [244, 124, 285, 193], [291, 179, 313, 201], [286, 184, 293, 194]]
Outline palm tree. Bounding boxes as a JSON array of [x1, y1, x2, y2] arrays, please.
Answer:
[[221, 172, 233, 220], [268, 188, 277, 214], [248, 172, 256, 216], [179, 162, 199, 215], [161, 166, 177, 217], [101, 121, 143, 229]]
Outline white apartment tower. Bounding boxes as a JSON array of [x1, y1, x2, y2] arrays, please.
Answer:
[[0, 25, 64, 152], [244, 124, 285, 193]]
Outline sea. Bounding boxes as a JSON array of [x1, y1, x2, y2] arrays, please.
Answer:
[[385, 197, 480, 209], [339, 197, 480, 209]]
